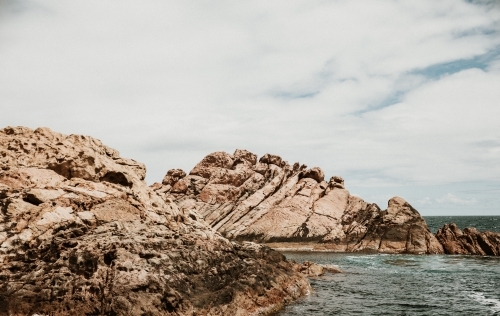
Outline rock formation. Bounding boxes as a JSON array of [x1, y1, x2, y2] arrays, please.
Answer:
[[292, 261, 342, 277], [435, 223, 500, 256], [156, 150, 443, 254], [0, 127, 310, 316]]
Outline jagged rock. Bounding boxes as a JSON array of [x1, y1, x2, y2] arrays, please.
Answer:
[[435, 223, 500, 256], [300, 167, 325, 183], [162, 168, 186, 186], [322, 264, 343, 274], [259, 154, 283, 167], [337, 197, 444, 254], [329, 176, 344, 189], [158, 150, 443, 254], [0, 126, 146, 185], [0, 127, 310, 316], [295, 261, 324, 277]]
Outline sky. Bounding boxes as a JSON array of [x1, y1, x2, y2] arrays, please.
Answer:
[[1, 0, 499, 215]]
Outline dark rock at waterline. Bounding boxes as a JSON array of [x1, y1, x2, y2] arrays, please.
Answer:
[[435, 223, 500, 256]]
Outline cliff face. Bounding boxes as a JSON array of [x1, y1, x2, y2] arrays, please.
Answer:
[[0, 127, 310, 316], [156, 150, 443, 254], [435, 223, 500, 256]]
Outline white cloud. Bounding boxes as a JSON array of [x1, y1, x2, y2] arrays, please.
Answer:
[[436, 193, 477, 205], [0, 0, 499, 214], [418, 197, 433, 205]]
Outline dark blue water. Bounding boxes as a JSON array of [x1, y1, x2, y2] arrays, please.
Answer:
[[279, 217, 500, 316], [280, 253, 500, 315], [424, 216, 500, 234]]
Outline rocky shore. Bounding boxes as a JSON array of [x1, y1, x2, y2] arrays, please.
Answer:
[[0, 127, 310, 316], [155, 150, 500, 257], [1, 126, 498, 316], [435, 223, 500, 256]]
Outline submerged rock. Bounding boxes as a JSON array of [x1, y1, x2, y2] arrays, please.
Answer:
[[158, 150, 443, 254], [435, 223, 500, 256], [0, 127, 310, 316]]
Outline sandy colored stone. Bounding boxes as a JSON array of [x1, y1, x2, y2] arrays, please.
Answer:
[[293, 261, 342, 277], [159, 150, 443, 254], [162, 168, 186, 186], [90, 199, 141, 222], [0, 127, 310, 316], [26, 188, 65, 204], [35, 206, 75, 227]]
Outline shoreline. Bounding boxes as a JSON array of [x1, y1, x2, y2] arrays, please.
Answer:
[[265, 242, 500, 255], [265, 242, 364, 253]]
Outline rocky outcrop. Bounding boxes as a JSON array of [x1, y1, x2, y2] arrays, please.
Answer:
[[0, 127, 310, 316], [435, 223, 500, 256], [156, 150, 443, 254], [292, 261, 342, 277]]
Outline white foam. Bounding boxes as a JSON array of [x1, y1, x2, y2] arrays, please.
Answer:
[[468, 291, 500, 312]]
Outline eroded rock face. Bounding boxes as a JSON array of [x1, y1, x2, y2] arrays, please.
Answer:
[[0, 126, 146, 185], [157, 150, 443, 254], [0, 127, 310, 316], [338, 197, 444, 254], [435, 223, 500, 256]]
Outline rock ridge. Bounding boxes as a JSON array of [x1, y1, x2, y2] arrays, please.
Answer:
[[155, 150, 444, 254]]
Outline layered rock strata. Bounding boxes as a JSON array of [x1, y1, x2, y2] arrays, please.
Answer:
[[156, 150, 443, 254], [0, 127, 310, 316], [435, 223, 500, 256]]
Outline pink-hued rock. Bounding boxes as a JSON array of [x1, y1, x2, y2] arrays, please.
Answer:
[[0, 127, 310, 316], [158, 150, 443, 254], [292, 261, 342, 277], [162, 168, 186, 186], [435, 223, 500, 255], [0, 126, 146, 186]]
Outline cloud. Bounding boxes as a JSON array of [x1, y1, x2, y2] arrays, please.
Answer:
[[0, 0, 499, 214], [436, 193, 478, 205], [418, 197, 433, 205]]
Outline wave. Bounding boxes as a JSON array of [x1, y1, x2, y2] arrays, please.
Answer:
[[468, 291, 500, 313]]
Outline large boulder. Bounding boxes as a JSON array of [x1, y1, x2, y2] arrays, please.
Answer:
[[0, 127, 310, 316], [156, 150, 443, 254], [435, 223, 500, 255]]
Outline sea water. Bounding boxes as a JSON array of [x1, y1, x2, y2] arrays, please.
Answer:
[[425, 216, 500, 234], [278, 216, 500, 316]]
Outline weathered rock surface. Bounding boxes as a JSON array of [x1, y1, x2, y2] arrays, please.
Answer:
[[292, 261, 342, 277], [0, 127, 310, 316], [157, 150, 443, 254], [435, 223, 500, 256]]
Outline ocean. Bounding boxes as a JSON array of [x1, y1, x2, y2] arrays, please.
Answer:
[[424, 216, 500, 234], [278, 216, 500, 316]]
